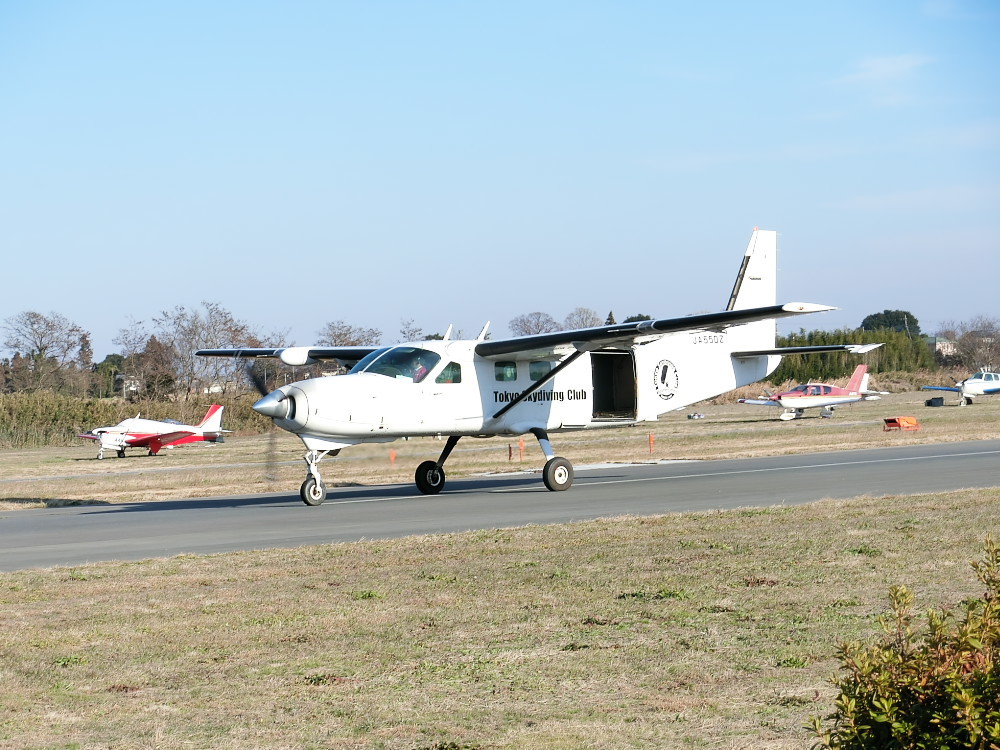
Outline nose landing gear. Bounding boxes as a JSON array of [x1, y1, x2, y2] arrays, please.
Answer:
[[299, 449, 338, 506]]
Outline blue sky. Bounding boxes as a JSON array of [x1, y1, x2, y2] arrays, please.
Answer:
[[2, 1, 997, 359]]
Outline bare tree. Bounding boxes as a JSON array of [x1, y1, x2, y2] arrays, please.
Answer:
[[509, 312, 560, 337], [2, 310, 87, 391], [938, 316, 1000, 371], [563, 307, 602, 330], [113, 317, 150, 398], [398, 319, 423, 342], [317, 320, 382, 346], [154, 302, 266, 397]]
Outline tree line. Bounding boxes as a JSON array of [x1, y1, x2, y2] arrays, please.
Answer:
[[2, 304, 997, 401]]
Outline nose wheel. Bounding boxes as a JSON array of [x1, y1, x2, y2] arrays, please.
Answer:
[[300, 476, 327, 506], [299, 449, 336, 506]]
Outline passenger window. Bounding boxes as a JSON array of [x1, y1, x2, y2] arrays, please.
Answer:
[[495, 361, 517, 382], [529, 361, 553, 381], [435, 362, 462, 384]]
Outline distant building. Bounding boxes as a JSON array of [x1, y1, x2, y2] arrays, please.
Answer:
[[923, 336, 957, 357]]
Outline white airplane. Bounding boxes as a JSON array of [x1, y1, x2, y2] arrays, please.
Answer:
[[78, 405, 228, 459], [922, 371, 1000, 405], [198, 228, 877, 506], [738, 363, 887, 420]]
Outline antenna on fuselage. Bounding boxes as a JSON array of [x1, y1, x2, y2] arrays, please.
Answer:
[[477, 321, 490, 340], [442, 324, 453, 341]]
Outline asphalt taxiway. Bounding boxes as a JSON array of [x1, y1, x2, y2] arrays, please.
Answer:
[[2, 440, 997, 572]]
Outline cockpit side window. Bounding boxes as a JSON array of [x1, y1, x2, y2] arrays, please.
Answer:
[[435, 362, 462, 384], [354, 346, 441, 382]]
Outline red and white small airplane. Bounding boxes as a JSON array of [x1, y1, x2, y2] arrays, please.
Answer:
[[738, 364, 886, 420], [79, 405, 228, 459]]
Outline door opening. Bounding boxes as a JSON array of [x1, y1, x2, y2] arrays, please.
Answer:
[[591, 351, 636, 421]]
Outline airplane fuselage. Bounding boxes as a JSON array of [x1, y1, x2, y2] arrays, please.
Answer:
[[261, 331, 781, 453]]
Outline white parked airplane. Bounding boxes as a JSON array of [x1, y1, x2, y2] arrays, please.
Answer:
[[922, 371, 1000, 405], [198, 228, 876, 506]]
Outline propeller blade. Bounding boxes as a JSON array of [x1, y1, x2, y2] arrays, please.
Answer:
[[246, 362, 269, 397], [240, 360, 282, 485]]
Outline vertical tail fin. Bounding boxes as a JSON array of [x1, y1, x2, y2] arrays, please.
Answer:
[[725, 229, 778, 359], [198, 404, 224, 432], [846, 365, 868, 393], [727, 228, 777, 311]]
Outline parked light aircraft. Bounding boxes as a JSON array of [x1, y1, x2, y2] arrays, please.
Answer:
[[198, 228, 878, 506], [737, 363, 886, 420], [922, 371, 1000, 405], [79, 405, 228, 459]]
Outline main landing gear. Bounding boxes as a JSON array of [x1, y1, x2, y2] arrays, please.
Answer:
[[412, 429, 574, 497], [295, 430, 576, 506]]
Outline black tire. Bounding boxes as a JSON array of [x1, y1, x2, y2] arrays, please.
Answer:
[[415, 460, 445, 495], [542, 457, 574, 492], [117, 449, 126, 458], [300, 477, 327, 506]]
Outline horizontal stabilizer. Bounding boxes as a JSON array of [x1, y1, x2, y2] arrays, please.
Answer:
[[732, 343, 883, 358]]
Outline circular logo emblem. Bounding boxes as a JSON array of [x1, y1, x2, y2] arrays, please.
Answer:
[[653, 359, 679, 401]]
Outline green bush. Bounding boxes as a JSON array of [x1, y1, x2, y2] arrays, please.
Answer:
[[809, 537, 1000, 748]]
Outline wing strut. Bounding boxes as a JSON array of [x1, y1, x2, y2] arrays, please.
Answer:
[[491, 350, 588, 420]]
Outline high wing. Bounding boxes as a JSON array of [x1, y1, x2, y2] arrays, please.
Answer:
[[195, 346, 380, 366], [475, 303, 836, 359]]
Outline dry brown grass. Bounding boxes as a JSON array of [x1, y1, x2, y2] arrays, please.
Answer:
[[2, 389, 997, 510], [1, 487, 997, 748], [1, 390, 998, 747]]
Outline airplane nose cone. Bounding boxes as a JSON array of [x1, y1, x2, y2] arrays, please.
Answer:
[[253, 391, 289, 419]]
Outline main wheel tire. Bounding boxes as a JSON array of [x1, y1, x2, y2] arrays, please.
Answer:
[[415, 460, 445, 494], [300, 476, 327, 506], [542, 456, 574, 492]]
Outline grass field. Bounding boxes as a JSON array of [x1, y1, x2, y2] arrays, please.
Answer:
[[1, 390, 998, 748]]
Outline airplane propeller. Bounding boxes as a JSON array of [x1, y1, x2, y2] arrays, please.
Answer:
[[243, 361, 283, 484]]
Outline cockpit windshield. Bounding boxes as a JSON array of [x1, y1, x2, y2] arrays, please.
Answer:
[[350, 346, 441, 383]]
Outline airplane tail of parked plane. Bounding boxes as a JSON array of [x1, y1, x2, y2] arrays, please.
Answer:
[[847, 365, 869, 393], [197, 404, 225, 433]]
